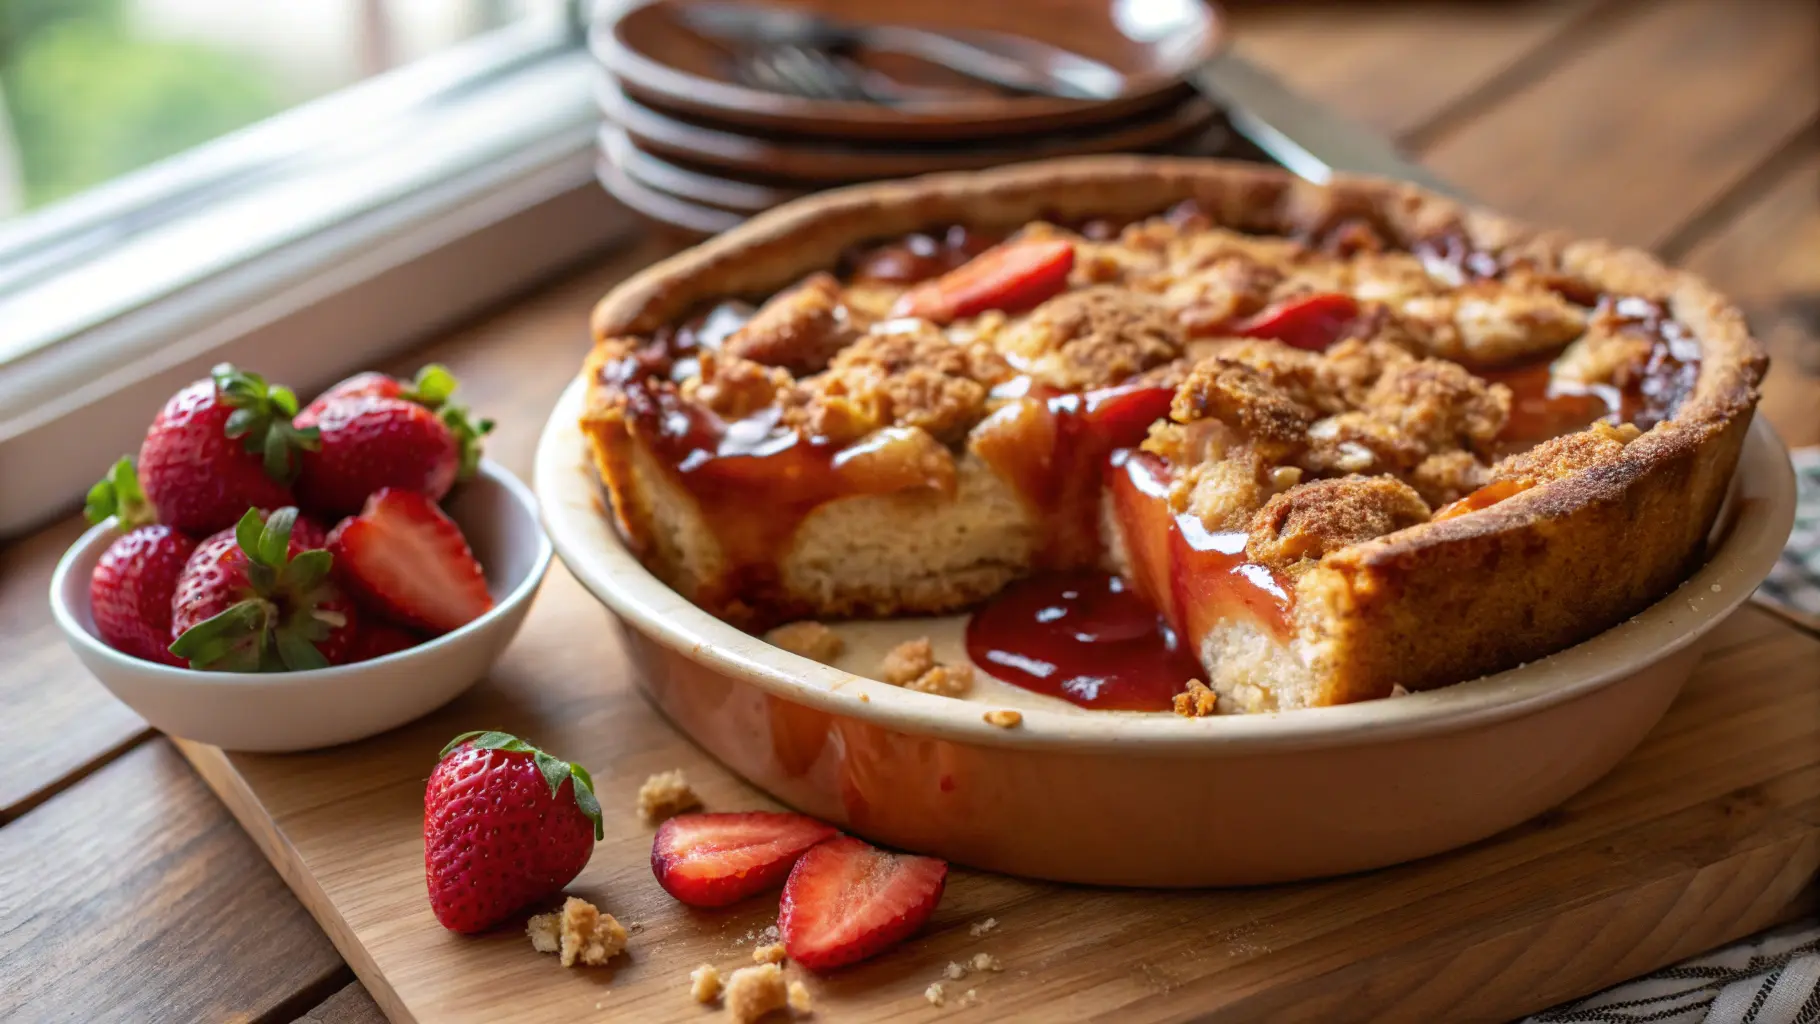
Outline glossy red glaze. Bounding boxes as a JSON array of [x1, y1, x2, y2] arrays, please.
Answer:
[[1481, 359, 1618, 450], [965, 570, 1202, 711]]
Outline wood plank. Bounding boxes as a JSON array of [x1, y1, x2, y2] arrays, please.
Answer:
[[1415, 0, 1820, 249], [1227, 0, 1615, 140], [0, 740, 345, 1024], [296, 984, 389, 1024], [179, 602, 1820, 1023], [1676, 140, 1820, 449], [0, 517, 150, 822]]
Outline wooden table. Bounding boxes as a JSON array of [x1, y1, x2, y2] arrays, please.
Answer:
[[2, 2, 1816, 1020]]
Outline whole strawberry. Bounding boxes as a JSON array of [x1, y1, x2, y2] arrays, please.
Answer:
[[169, 507, 359, 670], [85, 457, 196, 666], [296, 365, 493, 517], [424, 731, 603, 934], [138, 364, 319, 534]]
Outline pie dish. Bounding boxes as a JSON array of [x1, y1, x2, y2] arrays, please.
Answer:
[[578, 156, 1766, 716]]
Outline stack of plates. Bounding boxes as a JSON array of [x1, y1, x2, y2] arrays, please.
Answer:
[[589, 0, 1228, 236]]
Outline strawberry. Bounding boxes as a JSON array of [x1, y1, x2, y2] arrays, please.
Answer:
[[346, 622, 425, 662], [138, 364, 319, 534], [779, 835, 947, 971], [296, 364, 493, 515], [169, 508, 359, 671], [84, 457, 196, 666], [650, 812, 838, 908], [424, 730, 603, 933], [891, 238, 1075, 323], [327, 488, 493, 633], [1235, 293, 1361, 351]]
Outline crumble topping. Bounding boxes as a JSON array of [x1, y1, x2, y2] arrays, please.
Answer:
[[878, 638, 975, 697], [724, 272, 869, 375], [969, 918, 999, 938], [925, 983, 946, 1007], [753, 942, 787, 965], [1173, 679, 1218, 718], [529, 897, 627, 968], [1491, 420, 1640, 489], [764, 621, 845, 663], [637, 770, 702, 823], [1247, 476, 1431, 572], [780, 323, 1011, 445], [991, 286, 1185, 391], [788, 980, 812, 1014], [725, 964, 788, 1023], [691, 964, 723, 1004], [983, 709, 1023, 729]]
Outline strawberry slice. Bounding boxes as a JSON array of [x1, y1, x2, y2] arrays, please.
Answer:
[[890, 238, 1074, 323], [1235, 293, 1361, 351], [779, 835, 948, 971], [1081, 385, 1175, 447], [651, 812, 837, 908], [327, 488, 492, 633]]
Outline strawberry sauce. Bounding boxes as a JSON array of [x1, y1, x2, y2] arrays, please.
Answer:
[[963, 570, 1203, 711]]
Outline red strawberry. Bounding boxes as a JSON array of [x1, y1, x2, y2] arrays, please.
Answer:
[[296, 364, 494, 514], [347, 622, 424, 662], [1235, 293, 1361, 351], [424, 730, 602, 933], [85, 457, 196, 666], [297, 372, 403, 424], [779, 835, 947, 971], [138, 364, 319, 534], [891, 238, 1075, 323], [651, 812, 838, 908], [327, 489, 493, 633], [169, 508, 359, 670]]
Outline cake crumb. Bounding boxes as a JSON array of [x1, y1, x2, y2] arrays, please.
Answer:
[[880, 638, 936, 685], [969, 917, 998, 938], [765, 621, 845, 664], [1173, 679, 1218, 718], [983, 709, 1023, 729], [753, 942, 787, 965], [943, 961, 967, 981], [527, 913, 560, 954], [556, 896, 628, 967], [907, 663, 974, 697], [690, 964, 723, 1004], [970, 952, 1002, 973], [858, 693, 870, 703], [637, 769, 702, 823], [962, 989, 978, 1005], [925, 982, 946, 1007], [725, 963, 788, 1023], [787, 980, 813, 1014]]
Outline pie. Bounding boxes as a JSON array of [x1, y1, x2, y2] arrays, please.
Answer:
[[579, 157, 1764, 713]]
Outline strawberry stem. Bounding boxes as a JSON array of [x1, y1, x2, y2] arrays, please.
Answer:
[[396, 364, 492, 480], [85, 456, 155, 529], [169, 506, 345, 673], [214, 363, 320, 485], [439, 731, 604, 839]]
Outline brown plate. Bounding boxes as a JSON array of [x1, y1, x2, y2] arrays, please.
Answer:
[[591, 0, 1223, 141], [594, 149, 741, 239], [601, 124, 804, 215], [596, 71, 1219, 183]]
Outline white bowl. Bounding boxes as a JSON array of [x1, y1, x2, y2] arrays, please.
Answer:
[[537, 375, 1796, 886], [49, 461, 553, 752]]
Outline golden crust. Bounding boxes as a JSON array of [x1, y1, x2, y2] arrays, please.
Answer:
[[581, 156, 1765, 705]]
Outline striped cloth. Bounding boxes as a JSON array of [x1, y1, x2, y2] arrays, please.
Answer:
[[1527, 447, 1820, 1022]]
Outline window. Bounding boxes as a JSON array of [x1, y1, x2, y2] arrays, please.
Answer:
[[0, 0, 634, 536]]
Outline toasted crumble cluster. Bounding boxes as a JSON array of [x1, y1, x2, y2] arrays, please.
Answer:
[[753, 942, 787, 965], [879, 637, 975, 697], [764, 621, 845, 663], [982, 709, 1023, 729], [725, 963, 788, 1023], [1173, 679, 1218, 718], [637, 769, 702, 823], [690, 964, 723, 1004], [528, 897, 627, 968]]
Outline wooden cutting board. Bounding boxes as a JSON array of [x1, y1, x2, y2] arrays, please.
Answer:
[[177, 568, 1820, 1024]]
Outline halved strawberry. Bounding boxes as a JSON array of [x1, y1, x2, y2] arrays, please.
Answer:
[[779, 835, 947, 971], [651, 812, 837, 908], [1235, 293, 1361, 351], [346, 622, 425, 662], [891, 238, 1074, 323], [327, 489, 492, 633]]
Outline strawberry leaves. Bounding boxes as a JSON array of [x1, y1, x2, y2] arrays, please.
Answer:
[[440, 731, 604, 840], [395, 364, 493, 481], [85, 456, 155, 529], [215, 363, 320, 484], [169, 507, 349, 672]]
